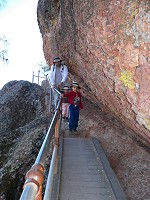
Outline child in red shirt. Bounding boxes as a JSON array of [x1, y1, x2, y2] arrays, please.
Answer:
[[63, 82, 83, 132]]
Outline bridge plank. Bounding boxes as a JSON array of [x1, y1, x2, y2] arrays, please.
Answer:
[[59, 138, 117, 200]]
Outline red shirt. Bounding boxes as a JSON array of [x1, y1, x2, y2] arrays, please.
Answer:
[[63, 90, 83, 109]]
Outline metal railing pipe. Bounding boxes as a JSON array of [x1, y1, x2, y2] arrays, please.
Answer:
[[34, 110, 57, 166], [20, 183, 38, 200], [20, 88, 62, 200], [54, 87, 62, 95], [20, 163, 44, 200], [32, 71, 34, 83], [34, 95, 62, 166], [34, 88, 62, 166], [43, 145, 58, 200], [43, 112, 62, 200], [49, 88, 52, 113]]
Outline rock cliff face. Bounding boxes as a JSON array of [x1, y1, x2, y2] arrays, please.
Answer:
[[0, 81, 49, 199], [0, 81, 45, 134], [37, 0, 150, 146]]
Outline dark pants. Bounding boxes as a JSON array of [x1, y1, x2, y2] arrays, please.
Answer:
[[69, 104, 79, 130]]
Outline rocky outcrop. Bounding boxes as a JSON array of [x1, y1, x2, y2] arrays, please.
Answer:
[[37, 0, 150, 147], [0, 80, 46, 134], [0, 79, 149, 200], [0, 81, 50, 199]]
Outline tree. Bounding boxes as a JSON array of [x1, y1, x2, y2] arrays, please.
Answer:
[[0, 0, 6, 9], [0, 1, 8, 64], [0, 35, 9, 64], [38, 61, 50, 73]]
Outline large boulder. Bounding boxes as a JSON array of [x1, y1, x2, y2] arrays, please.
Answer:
[[0, 80, 45, 134], [37, 0, 150, 147], [0, 80, 50, 199]]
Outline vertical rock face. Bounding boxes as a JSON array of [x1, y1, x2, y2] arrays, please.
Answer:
[[37, 0, 150, 145]]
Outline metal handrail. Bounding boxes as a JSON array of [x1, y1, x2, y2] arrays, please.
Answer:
[[43, 145, 58, 200], [43, 105, 62, 200], [32, 70, 47, 84], [20, 88, 62, 200], [34, 96, 61, 166]]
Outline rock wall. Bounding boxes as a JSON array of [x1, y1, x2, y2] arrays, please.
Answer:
[[37, 0, 150, 146], [0, 81, 45, 134], [0, 80, 49, 199]]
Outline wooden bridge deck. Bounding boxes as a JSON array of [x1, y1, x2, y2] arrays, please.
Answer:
[[57, 138, 127, 200]]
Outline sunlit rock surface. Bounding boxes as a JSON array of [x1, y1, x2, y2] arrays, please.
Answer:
[[37, 0, 150, 146], [37, 1, 150, 199]]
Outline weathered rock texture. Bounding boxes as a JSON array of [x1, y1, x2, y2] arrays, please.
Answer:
[[37, 0, 150, 147], [0, 81, 50, 199], [0, 80, 45, 134]]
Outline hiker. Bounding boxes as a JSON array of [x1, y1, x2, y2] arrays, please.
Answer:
[[49, 57, 68, 108], [61, 85, 70, 120], [63, 82, 83, 132]]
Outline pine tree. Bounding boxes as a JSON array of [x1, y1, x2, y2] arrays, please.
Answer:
[[0, 0, 6, 9], [0, 1, 8, 64], [38, 61, 50, 73], [0, 35, 8, 64]]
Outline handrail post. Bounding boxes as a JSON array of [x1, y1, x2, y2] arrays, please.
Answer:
[[43, 99, 62, 200], [20, 164, 44, 200], [38, 70, 40, 84], [55, 111, 62, 175], [54, 112, 60, 174], [32, 71, 34, 83], [49, 87, 52, 113], [54, 118, 59, 146]]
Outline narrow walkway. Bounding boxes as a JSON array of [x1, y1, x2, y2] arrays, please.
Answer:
[[59, 138, 127, 200]]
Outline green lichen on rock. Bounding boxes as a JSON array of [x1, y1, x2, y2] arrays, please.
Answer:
[[130, 0, 139, 18], [145, 119, 150, 131], [51, 16, 58, 28], [119, 70, 135, 89]]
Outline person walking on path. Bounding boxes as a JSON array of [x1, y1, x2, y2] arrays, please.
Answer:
[[63, 82, 83, 132], [61, 85, 70, 120], [49, 57, 68, 108]]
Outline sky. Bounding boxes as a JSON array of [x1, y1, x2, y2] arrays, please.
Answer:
[[0, 0, 46, 89]]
